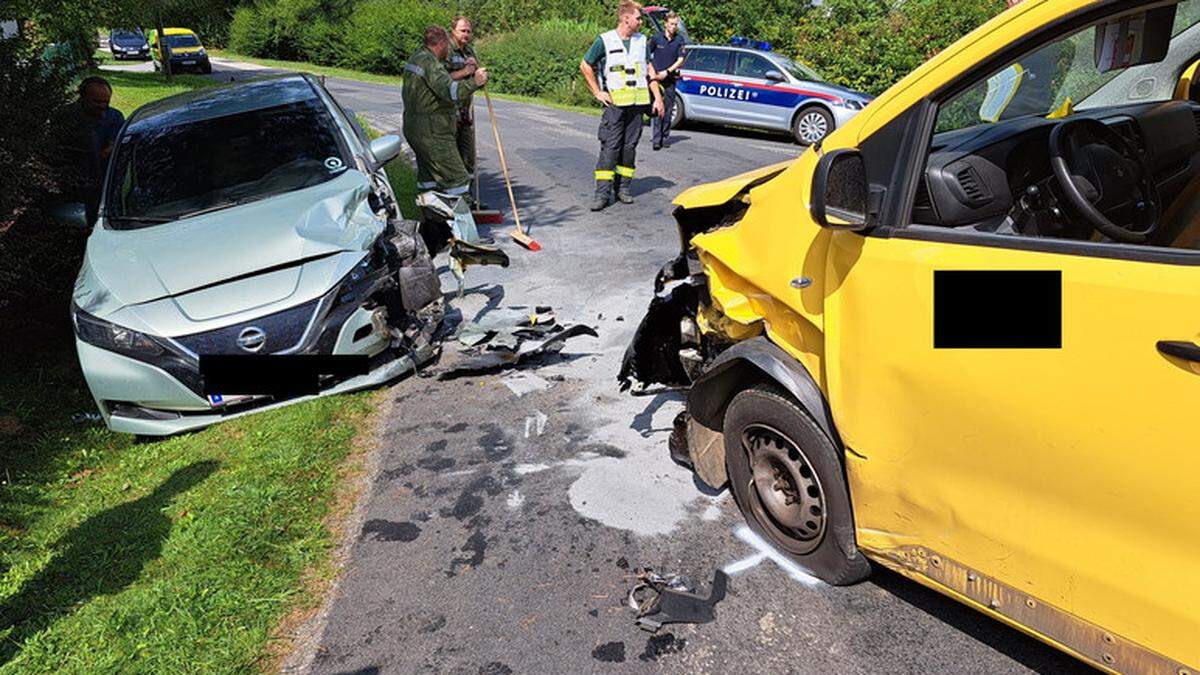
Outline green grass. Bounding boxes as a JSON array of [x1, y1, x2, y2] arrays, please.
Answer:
[[98, 69, 219, 114], [215, 50, 601, 117], [358, 115, 420, 220], [211, 49, 402, 86], [0, 71, 382, 673]]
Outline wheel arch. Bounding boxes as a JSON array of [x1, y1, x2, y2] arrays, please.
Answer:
[[689, 336, 839, 448], [790, 99, 837, 128]]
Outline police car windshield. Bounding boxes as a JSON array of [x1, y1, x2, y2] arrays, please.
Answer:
[[776, 56, 822, 82], [105, 96, 347, 228]]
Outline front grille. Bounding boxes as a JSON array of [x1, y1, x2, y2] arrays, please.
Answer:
[[174, 296, 323, 356]]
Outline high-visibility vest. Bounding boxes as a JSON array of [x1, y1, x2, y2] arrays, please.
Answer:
[[600, 30, 651, 107]]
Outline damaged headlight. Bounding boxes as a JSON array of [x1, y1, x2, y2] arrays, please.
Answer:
[[72, 304, 166, 358]]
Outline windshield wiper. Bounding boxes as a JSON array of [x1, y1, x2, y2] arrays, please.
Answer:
[[105, 214, 175, 224], [181, 196, 259, 219]]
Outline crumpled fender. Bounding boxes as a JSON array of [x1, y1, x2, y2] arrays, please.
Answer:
[[673, 159, 794, 211]]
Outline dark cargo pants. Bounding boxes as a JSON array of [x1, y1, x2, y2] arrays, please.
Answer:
[[594, 104, 648, 193], [651, 82, 676, 147]]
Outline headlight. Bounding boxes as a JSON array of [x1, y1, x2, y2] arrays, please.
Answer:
[[73, 304, 165, 358], [198, 48, 206, 56], [834, 99, 864, 110]]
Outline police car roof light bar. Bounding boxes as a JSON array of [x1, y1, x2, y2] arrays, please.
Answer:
[[729, 36, 773, 51]]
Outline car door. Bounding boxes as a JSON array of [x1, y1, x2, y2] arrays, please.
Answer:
[[726, 51, 791, 130], [676, 48, 734, 123], [821, 51, 1200, 675]]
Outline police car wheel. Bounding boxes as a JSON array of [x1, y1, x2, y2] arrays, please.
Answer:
[[723, 384, 871, 586], [793, 106, 833, 146], [671, 98, 685, 129]]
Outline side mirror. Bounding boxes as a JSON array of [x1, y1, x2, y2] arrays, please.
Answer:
[[369, 134, 403, 166], [48, 202, 89, 230], [811, 149, 870, 231], [764, 69, 786, 82]]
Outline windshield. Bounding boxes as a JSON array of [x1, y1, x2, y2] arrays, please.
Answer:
[[112, 31, 143, 43], [936, 0, 1200, 134], [777, 55, 823, 82], [105, 97, 348, 228], [166, 34, 201, 49]]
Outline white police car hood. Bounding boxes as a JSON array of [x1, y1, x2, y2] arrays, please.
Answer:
[[76, 170, 385, 322]]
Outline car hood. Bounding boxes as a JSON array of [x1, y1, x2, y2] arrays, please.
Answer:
[[816, 82, 873, 102], [78, 171, 385, 318]]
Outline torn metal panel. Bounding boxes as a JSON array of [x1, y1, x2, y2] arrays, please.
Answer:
[[617, 279, 703, 392], [870, 546, 1196, 675], [628, 568, 729, 632]]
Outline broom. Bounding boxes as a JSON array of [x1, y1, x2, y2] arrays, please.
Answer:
[[481, 83, 541, 251]]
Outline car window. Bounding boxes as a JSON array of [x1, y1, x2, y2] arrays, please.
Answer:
[[684, 49, 729, 74], [166, 34, 201, 49], [733, 52, 775, 79], [106, 96, 349, 227], [112, 31, 142, 42]]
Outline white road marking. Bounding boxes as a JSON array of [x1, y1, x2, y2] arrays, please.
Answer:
[[523, 410, 549, 438], [506, 490, 525, 510], [722, 525, 822, 587]]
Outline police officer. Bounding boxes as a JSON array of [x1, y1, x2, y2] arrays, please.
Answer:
[[649, 11, 685, 151], [580, 0, 665, 211], [402, 26, 488, 198], [445, 15, 482, 204]]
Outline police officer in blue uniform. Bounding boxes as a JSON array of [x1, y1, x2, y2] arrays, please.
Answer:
[[649, 11, 686, 151]]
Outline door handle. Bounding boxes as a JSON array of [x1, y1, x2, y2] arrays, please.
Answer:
[[1157, 340, 1200, 362]]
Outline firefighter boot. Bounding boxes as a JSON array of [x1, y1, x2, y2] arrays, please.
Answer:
[[590, 180, 611, 211], [615, 177, 634, 204]]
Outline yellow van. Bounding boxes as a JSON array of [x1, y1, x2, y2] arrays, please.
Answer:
[[622, 0, 1200, 671], [149, 28, 211, 74]]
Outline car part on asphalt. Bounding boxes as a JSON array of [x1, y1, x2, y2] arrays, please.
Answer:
[[416, 190, 511, 293], [627, 567, 728, 632], [438, 323, 598, 379]]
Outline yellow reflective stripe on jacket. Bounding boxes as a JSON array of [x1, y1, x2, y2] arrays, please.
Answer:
[[595, 170, 615, 181], [615, 165, 635, 178]]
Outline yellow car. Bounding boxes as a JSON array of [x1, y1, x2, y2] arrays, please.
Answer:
[[149, 27, 212, 74], [620, 0, 1200, 671]]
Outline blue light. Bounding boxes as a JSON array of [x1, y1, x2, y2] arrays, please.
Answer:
[[729, 36, 772, 51]]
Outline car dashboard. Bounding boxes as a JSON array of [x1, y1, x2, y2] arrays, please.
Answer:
[[913, 100, 1200, 245]]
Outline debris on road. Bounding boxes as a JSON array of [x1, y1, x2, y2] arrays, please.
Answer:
[[627, 567, 729, 632], [503, 373, 552, 397], [438, 306, 597, 379]]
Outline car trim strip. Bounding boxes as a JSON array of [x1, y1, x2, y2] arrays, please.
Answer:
[[681, 73, 842, 102]]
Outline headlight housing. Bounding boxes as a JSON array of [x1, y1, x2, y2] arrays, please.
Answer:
[[72, 303, 203, 393], [834, 99, 865, 110]]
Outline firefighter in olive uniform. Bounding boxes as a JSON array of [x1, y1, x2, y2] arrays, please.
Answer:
[[445, 16, 481, 203], [580, 0, 665, 211], [403, 26, 488, 197]]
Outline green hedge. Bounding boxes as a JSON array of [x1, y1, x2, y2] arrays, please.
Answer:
[[475, 19, 603, 106], [342, 0, 450, 74]]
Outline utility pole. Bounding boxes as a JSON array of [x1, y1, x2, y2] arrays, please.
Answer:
[[156, 9, 172, 81]]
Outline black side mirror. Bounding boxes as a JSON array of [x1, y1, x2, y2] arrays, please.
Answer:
[[811, 149, 870, 231], [48, 202, 89, 230], [764, 69, 786, 83]]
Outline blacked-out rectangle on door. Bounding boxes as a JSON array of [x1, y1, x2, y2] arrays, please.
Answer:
[[934, 271, 1061, 348]]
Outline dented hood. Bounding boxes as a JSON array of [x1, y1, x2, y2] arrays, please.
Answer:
[[78, 171, 384, 317], [673, 159, 794, 210]]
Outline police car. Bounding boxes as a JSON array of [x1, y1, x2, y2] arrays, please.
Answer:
[[673, 38, 873, 145]]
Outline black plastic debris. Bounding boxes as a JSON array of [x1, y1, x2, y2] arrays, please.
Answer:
[[438, 318, 598, 379], [626, 567, 728, 632]]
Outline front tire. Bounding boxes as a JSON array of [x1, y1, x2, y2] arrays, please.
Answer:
[[792, 106, 834, 146], [724, 384, 870, 585], [670, 96, 686, 129]]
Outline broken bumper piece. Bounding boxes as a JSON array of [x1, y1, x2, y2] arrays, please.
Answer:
[[618, 254, 706, 393]]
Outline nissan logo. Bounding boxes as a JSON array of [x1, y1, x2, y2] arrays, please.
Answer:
[[236, 327, 267, 353]]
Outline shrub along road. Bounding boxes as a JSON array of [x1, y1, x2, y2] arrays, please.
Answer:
[[194, 58, 1087, 673]]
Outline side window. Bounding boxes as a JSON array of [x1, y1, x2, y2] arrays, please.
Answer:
[[684, 49, 729, 74], [732, 53, 774, 79]]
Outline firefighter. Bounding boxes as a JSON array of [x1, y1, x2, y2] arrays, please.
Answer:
[[445, 15, 482, 204], [580, 0, 665, 211], [402, 26, 488, 197]]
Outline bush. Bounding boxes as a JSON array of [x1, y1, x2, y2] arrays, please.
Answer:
[[476, 19, 604, 103], [341, 0, 450, 74]]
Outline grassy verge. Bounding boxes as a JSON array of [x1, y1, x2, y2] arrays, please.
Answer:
[[100, 69, 220, 112], [358, 115, 420, 220], [0, 70, 386, 673], [215, 49, 601, 117]]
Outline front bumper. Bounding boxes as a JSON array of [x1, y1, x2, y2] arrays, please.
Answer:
[[831, 106, 861, 129]]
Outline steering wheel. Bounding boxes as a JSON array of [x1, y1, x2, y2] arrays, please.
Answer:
[[1048, 118, 1159, 243]]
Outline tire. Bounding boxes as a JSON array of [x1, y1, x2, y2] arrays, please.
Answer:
[[723, 384, 871, 585], [792, 105, 834, 146], [201, 62, 212, 74], [670, 96, 685, 130]]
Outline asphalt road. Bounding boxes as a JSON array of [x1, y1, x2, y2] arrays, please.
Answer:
[[106, 57, 1094, 674]]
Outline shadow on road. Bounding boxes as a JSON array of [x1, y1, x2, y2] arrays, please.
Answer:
[[870, 568, 1097, 674], [0, 461, 220, 666]]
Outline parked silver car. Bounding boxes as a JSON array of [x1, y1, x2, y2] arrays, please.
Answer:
[[673, 42, 874, 145], [67, 74, 442, 436]]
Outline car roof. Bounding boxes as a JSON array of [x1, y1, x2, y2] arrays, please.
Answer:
[[127, 74, 320, 132], [161, 28, 196, 36], [687, 44, 776, 57]]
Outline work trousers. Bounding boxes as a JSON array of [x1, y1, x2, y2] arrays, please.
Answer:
[[651, 81, 676, 146], [456, 107, 477, 200], [594, 104, 648, 186], [404, 111, 470, 196]]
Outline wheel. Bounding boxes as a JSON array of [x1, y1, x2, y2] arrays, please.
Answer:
[[724, 384, 871, 585], [670, 96, 685, 129], [201, 62, 212, 74], [792, 106, 834, 146]]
